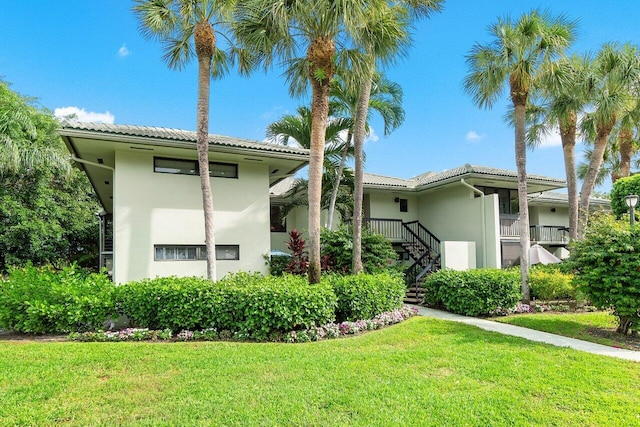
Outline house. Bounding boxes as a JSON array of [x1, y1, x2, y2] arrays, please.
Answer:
[[59, 122, 309, 283], [61, 121, 608, 286], [271, 164, 610, 277]]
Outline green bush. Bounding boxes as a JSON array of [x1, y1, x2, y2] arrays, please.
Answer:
[[565, 213, 640, 335], [324, 272, 406, 322], [115, 273, 337, 340], [266, 254, 290, 276], [529, 265, 579, 301], [321, 227, 398, 274], [609, 174, 640, 218], [422, 269, 521, 316], [0, 264, 115, 334]]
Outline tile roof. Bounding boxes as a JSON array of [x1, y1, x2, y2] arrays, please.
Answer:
[[59, 121, 310, 157], [362, 164, 565, 190]]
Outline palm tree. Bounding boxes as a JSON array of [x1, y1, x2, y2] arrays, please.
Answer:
[[325, 74, 405, 230], [350, 0, 443, 273], [0, 81, 69, 176], [578, 43, 640, 236], [524, 54, 592, 240], [133, 0, 245, 280], [464, 10, 576, 303], [234, 0, 371, 283]]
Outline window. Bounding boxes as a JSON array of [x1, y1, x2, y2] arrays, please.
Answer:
[[399, 198, 408, 212], [476, 186, 519, 215], [215, 245, 239, 260], [154, 157, 238, 179], [270, 205, 286, 232], [154, 157, 197, 175], [210, 162, 238, 178], [154, 245, 239, 261]]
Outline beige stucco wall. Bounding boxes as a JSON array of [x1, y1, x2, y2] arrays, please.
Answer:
[[529, 205, 570, 227], [416, 185, 500, 268], [367, 192, 419, 222], [113, 150, 270, 283]]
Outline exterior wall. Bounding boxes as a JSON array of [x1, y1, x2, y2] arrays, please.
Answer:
[[417, 185, 500, 268], [529, 205, 570, 227], [113, 150, 270, 283], [441, 241, 476, 270], [367, 192, 419, 222]]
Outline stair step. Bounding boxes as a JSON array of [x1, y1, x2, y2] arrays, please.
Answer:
[[403, 297, 422, 303]]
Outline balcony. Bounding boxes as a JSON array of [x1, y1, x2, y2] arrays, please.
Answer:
[[500, 215, 569, 245]]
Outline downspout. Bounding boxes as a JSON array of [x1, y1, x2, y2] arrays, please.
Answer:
[[460, 179, 487, 267]]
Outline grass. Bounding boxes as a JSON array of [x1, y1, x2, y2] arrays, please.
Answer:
[[494, 311, 640, 351], [1, 317, 639, 426]]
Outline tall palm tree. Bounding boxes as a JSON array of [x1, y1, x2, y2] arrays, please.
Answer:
[[266, 105, 354, 224], [325, 74, 405, 230], [464, 10, 575, 303], [234, 0, 371, 283], [578, 43, 640, 236], [133, 0, 246, 280], [524, 54, 592, 240], [350, 0, 442, 273]]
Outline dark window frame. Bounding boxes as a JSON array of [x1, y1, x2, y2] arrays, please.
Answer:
[[153, 157, 238, 179], [154, 244, 240, 261], [399, 198, 408, 212], [270, 205, 287, 233]]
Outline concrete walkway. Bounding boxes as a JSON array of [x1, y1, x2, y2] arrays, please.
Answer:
[[409, 305, 640, 362]]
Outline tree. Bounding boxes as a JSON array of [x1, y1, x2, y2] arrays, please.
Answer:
[[577, 43, 640, 237], [0, 81, 69, 176], [234, 0, 372, 283], [464, 10, 576, 303], [350, 0, 443, 273], [524, 54, 592, 240], [326, 74, 405, 230], [266, 105, 354, 222], [133, 0, 246, 281], [0, 81, 100, 271]]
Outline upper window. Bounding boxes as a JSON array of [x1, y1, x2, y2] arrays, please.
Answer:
[[399, 198, 408, 213], [270, 205, 286, 232], [154, 157, 238, 179], [476, 186, 519, 215]]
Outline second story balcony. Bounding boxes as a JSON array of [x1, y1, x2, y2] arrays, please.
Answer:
[[500, 215, 569, 245]]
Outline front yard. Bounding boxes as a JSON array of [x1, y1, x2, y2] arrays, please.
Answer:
[[494, 310, 640, 351], [1, 316, 638, 426]]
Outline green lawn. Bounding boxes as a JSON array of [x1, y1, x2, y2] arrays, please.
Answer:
[[494, 311, 640, 351], [1, 317, 639, 426]]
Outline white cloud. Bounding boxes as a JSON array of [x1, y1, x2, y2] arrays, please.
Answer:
[[365, 127, 379, 144], [537, 130, 562, 148], [465, 130, 486, 142], [117, 44, 130, 58], [54, 106, 115, 124]]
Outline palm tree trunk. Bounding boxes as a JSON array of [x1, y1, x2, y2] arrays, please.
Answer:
[[326, 129, 352, 230], [195, 22, 216, 281], [578, 122, 614, 237], [618, 128, 634, 179], [307, 37, 334, 284], [559, 115, 578, 240], [514, 101, 531, 304], [352, 63, 374, 274]]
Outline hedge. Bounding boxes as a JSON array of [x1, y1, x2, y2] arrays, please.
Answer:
[[115, 273, 337, 340], [0, 264, 115, 334], [423, 268, 521, 316], [324, 272, 406, 322]]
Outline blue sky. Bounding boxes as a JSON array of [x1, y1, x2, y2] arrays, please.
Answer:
[[1, 1, 638, 192]]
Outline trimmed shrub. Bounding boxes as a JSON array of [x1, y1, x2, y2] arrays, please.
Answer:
[[115, 273, 337, 340], [565, 213, 640, 335], [0, 264, 115, 334], [324, 272, 405, 322], [529, 265, 579, 301], [422, 269, 521, 316], [321, 227, 398, 274]]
